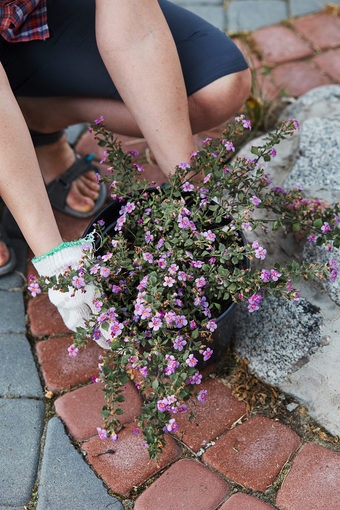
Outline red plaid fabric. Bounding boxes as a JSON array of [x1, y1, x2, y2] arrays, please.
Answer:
[[0, 0, 49, 42]]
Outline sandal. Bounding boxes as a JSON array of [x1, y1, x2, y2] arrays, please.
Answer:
[[46, 152, 107, 219], [0, 225, 16, 276], [30, 129, 107, 219]]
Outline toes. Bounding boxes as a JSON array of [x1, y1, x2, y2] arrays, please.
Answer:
[[0, 242, 10, 266], [67, 185, 95, 213], [75, 178, 100, 201]]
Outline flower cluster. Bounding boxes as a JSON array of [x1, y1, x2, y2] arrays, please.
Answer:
[[30, 116, 339, 459]]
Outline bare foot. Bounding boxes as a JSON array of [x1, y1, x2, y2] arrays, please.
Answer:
[[36, 135, 100, 214], [0, 241, 10, 267]]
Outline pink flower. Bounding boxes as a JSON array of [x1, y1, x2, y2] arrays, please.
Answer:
[[250, 196, 261, 207], [182, 181, 194, 192], [67, 344, 79, 357], [97, 427, 107, 440], [163, 276, 176, 287], [148, 316, 162, 332], [186, 354, 198, 367], [198, 390, 207, 402], [206, 319, 217, 332], [72, 276, 85, 289]]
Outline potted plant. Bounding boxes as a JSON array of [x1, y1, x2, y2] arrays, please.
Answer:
[[29, 116, 339, 459]]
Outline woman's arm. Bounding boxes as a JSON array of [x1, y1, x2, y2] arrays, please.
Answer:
[[95, 0, 196, 176], [0, 63, 62, 256]]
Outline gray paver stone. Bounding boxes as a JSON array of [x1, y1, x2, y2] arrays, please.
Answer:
[[290, 0, 328, 17], [0, 507, 25, 509], [178, 5, 226, 30], [0, 240, 27, 291], [37, 418, 123, 510], [227, 1, 288, 33], [0, 291, 25, 334], [0, 333, 42, 397], [0, 399, 44, 506]]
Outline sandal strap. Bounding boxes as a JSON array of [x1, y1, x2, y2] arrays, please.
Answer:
[[30, 130, 64, 147], [46, 155, 97, 210]]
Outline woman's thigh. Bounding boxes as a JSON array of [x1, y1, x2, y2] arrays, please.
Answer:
[[0, 0, 248, 99]]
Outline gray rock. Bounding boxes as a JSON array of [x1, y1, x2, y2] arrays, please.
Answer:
[[0, 507, 25, 509], [234, 295, 324, 385], [290, 0, 328, 17], [0, 334, 42, 397], [279, 85, 340, 125], [286, 402, 299, 412], [0, 399, 44, 506], [178, 4, 226, 30], [0, 240, 27, 291], [284, 117, 340, 191], [227, 0, 288, 33], [37, 418, 123, 510], [279, 282, 340, 436], [303, 242, 340, 305], [0, 291, 25, 334]]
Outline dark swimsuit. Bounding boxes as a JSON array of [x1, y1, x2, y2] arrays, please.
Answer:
[[0, 0, 248, 99]]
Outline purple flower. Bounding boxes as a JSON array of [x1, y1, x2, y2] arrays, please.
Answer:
[[186, 354, 198, 367], [198, 390, 207, 402], [157, 398, 168, 412], [192, 260, 203, 268], [68, 344, 79, 357], [175, 315, 188, 328], [289, 118, 300, 130], [195, 276, 207, 288], [203, 347, 213, 361], [190, 320, 197, 329], [126, 201, 135, 213], [178, 271, 187, 281], [166, 418, 178, 433], [93, 329, 101, 341], [270, 148, 277, 157], [28, 281, 41, 297], [250, 196, 261, 207], [321, 222, 330, 234], [100, 267, 111, 278], [243, 119, 252, 130], [307, 234, 317, 243], [163, 276, 176, 287], [143, 252, 153, 263], [178, 161, 190, 170], [260, 269, 271, 282], [72, 276, 85, 289], [255, 246, 267, 260], [99, 150, 107, 164], [270, 269, 282, 281], [182, 181, 194, 192], [169, 264, 179, 275], [206, 319, 217, 332], [202, 230, 216, 242], [173, 336, 187, 351], [94, 115, 104, 124], [102, 252, 113, 262], [203, 173, 211, 183], [190, 372, 202, 385], [242, 222, 252, 232], [97, 427, 107, 440], [148, 316, 162, 332], [145, 231, 154, 244], [157, 238, 164, 249], [178, 216, 190, 229], [225, 140, 235, 152], [110, 432, 118, 442], [158, 258, 167, 268], [139, 366, 148, 378]]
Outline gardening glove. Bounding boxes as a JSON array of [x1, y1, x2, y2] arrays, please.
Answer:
[[32, 239, 110, 350]]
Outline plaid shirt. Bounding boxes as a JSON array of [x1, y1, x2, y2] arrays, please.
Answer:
[[0, 0, 49, 42]]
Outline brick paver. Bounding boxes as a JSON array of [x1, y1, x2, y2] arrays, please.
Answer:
[[252, 26, 313, 65], [28, 294, 71, 337], [220, 493, 276, 510], [82, 422, 182, 495], [134, 459, 229, 510], [202, 416, 301, 491], [276, 443, 340, 510], [312, 48, 340, 82], [36, 336, 103, 392], [271, 61, 332, 97], [174, 378, 247, 452], [254, 72, 280, 100], [292, 13, 340, 50], [76, 131, 148, 163], [55, 381, 142, 441]]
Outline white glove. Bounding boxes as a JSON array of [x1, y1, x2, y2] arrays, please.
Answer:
[[32, 239, 110, 350]]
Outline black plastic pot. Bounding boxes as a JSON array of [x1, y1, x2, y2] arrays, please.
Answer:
[[83, 196, 248, 363]]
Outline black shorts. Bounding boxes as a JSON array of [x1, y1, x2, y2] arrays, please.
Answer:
[[0, 0, 248, 99]]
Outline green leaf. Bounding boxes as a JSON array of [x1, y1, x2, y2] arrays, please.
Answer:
[[273, 220, 280, 231], [115, 408, 124, 415], [192, 329, 199, 339], [251, 146, 260, 156], [116, 395, 126, 402], [292, 223, 301, 232], [152, 379, 159, 390], [313, 218, 323, 228], [263, 154, 271, 162]]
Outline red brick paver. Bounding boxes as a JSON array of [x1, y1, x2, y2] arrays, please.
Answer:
[[175, 378, 247, 452], [76, 131, 148, 163], [55, 381, 142, 441], [220, 493, 275, 510], [276, 443, 340, 510], [202, 416, 301, 491], [252, 26, 313, 65], [254, 72, 280, 100], [36, 336, 103, 392], [271, 61, 332, 97], [82, 422, 181, 495], [292, 13, 340, 51], [28, 294, 71, 337], [135, 459, 229, 510], [312, 48, 340, 82]]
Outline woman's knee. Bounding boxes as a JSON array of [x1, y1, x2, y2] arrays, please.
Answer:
[[189, 68, 251, 131]]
